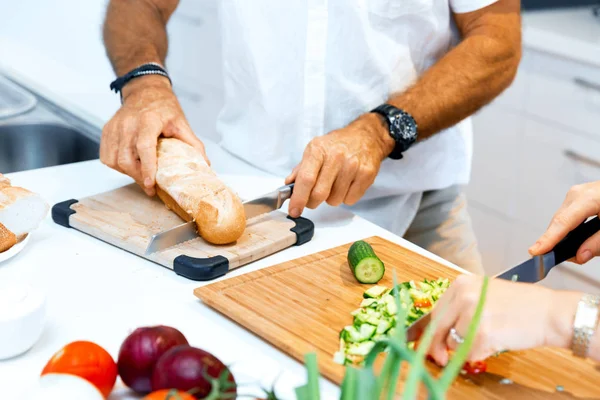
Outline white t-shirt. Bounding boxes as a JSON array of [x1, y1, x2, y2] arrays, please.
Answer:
[[216, 0, 497, 201]]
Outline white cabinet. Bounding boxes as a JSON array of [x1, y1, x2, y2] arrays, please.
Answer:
[[466, 107, 523, 218], [467, 204, 512, 276], [515, 118, 600, 230], [525, 50, 600, 142], [468, 46, 600, 293]]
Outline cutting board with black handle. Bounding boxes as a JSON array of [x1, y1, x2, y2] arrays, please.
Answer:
[[195, 236, 600, 399], [51, 183, 313, 281]]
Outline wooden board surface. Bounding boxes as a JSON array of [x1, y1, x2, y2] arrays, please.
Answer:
[[57, 184, 309, 279], [195, 236, 600, 399]]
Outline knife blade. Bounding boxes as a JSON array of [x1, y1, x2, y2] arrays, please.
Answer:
[[405, 216, 600, 342], [144, 183, 295, 255]]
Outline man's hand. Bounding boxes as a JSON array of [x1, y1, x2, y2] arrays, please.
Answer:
[[285, 114, 394, 217], [100, 75, 209, 196], [529, 181, 600, 264]]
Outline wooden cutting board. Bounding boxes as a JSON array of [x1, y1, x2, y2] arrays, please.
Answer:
[[51, 184, 313, 281], [195, 236, 600, 399]]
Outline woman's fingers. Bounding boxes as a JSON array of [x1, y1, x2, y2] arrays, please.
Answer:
[[530, 183, 600, 256], [577, 230, 600, 264]]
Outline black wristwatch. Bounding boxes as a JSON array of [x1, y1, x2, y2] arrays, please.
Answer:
[[371, 104, 418, 160]]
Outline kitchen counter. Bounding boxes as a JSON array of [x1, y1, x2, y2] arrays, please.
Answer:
[[0, 160, 465, 399]]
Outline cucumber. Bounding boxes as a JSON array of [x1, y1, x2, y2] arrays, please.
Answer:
[[363, 285, 388, 298], [348, 241, 385, 284]]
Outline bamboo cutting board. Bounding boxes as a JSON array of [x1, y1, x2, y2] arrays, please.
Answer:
[[51, 183, 313, 281], [195, 236, 600, 399]]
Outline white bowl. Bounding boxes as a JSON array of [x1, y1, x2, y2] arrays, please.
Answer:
[[0, 283, 46, 360]]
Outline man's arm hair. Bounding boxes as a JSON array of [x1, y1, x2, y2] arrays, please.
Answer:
[[103, 0, 179, 76], [385, 0, 522, 140]]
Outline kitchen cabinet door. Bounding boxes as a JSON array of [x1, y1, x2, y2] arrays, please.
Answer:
[[468, 204, 511, 276], [515, 119, 600, 230], [525, 49, 600, 142], [467, 107, 524, 218]]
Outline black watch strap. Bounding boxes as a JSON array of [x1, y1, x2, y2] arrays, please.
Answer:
[[371, 104, 417, 160], [109, 63, 172, 98]]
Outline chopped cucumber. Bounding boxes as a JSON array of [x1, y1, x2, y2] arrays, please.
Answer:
[[334, 277, 452, 366], [363, 285, 388, 299], [348, 241, 385, 284], [347, 341, 375, 356], [333, 351, 346, 365], [376, 319, 392, 334], [358, 324, 376, 340], [360, 298, 378, 308]]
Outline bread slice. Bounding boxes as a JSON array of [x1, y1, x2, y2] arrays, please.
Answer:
[[0, 222, 16, 253], [0, 176, 49, 237], [155, 138, 246, 244]]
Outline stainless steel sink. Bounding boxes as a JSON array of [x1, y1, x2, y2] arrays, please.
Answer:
[[0, 124, 100, 173], [0, 75, 102, 173]]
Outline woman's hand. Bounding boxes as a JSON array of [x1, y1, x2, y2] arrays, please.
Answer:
[[529, 181, 600, 264], [425, 275, 580, 366]]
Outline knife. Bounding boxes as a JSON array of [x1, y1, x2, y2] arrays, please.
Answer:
[[405, 215, 600, 342], [144, 183, 294, 255]]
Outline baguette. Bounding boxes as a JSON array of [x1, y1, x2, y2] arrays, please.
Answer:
[[155, 138, 246, 244], [0, 174, 49, 237], [0, 222, 16, 253]]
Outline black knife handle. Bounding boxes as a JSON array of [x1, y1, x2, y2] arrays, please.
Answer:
[[553, 216, 600, 265]]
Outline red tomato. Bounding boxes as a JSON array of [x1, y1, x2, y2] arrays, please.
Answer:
[[414, 299, 432, 308], [462, 360, 487, 375], [41, 341, 118, 398], [143, 389, 195, 400]]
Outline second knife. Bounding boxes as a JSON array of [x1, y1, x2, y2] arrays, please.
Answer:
[[145, 183, 295, 255]]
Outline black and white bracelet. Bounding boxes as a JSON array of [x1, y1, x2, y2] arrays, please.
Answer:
[[109, 62, 172, 100]]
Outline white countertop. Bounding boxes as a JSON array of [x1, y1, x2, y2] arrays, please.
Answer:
[[0, 160, 464, 399]]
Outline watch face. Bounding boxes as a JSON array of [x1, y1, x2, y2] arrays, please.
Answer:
[[391, 113, 417, 145]]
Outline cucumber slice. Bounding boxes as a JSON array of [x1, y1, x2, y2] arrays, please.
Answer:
[[343, 325, 362, 342], [363, 285, 388, 299], [358, 324, 376, 340], [347, 341, 375, 356], [376, 319, 392, 334], [348, 241, 385, 284], [360, 298, 378, 308]]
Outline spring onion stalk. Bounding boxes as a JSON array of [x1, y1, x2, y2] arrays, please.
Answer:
[[402, 302, 447, 400], [438, 276, 489, 390]]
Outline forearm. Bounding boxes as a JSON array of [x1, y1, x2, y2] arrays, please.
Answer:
[[386, 4, 521, 140], [103, 0, 178, 77]]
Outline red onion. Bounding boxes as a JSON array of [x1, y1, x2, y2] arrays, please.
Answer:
[[151, 345, 236, 398], [117, 326, 188, 394]]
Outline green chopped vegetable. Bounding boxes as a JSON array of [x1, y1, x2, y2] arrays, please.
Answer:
[[335, 277, 451, 366]]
